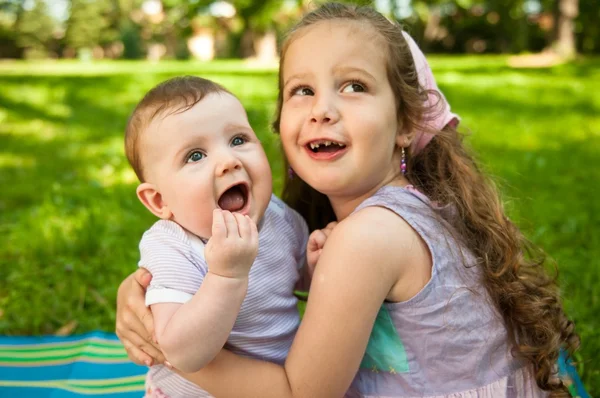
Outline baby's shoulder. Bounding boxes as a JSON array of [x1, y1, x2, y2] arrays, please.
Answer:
[[265, 194, 307, 231], [140, 220, 206, 266], [142, 219, 190, 244]]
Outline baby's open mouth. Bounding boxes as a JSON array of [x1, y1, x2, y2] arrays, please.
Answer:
[[307, 140, 346, 153], [218, 183, 249, 212]]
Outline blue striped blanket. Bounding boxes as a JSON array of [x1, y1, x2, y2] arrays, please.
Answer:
[[0, 332, 146, 397], [0, 332, 589, 397]]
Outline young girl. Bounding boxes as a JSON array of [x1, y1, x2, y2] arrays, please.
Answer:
[[116, 3, 578, 397]]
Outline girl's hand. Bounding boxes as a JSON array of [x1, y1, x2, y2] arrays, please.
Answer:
[[306, 222, 338, 277], [115, 268, 166, 366]]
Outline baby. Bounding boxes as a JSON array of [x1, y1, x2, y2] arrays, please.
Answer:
[[124, 76, 326, 397]]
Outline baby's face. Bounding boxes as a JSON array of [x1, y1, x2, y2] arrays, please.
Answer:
[[141, 92, 272, 238]]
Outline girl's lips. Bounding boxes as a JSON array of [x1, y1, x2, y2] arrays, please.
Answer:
[[303, 145, 348, 161]]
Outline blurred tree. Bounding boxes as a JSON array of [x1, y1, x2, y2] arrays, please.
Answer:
[[552, 0, 578, 58], [576, 0, 599, 53], [120, 19, 143, 58], [14, 0, 57, 58], [65, 0, 118, 57], [0, 0, 23, 58], [3, 0, 598, 59], [233, 0, 281, 57], [114, 0, 146, 59], [486, 0, 528, 53]]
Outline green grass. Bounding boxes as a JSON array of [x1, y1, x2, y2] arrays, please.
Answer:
[[1, 57, 598, 393]]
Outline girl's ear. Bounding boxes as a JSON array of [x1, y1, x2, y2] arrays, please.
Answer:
[[395, 131, 414, 149], [395, 118, 416, 148], [136, 182, 173, 220]]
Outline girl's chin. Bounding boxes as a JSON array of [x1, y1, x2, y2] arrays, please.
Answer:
[[303, 176, 348, 195]]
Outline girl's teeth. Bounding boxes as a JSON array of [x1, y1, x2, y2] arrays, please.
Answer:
[[309, 141, 346, 150]]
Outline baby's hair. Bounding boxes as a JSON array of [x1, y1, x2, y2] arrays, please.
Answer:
[[274, 3, 578, 395], [125, 76, 231, 182]]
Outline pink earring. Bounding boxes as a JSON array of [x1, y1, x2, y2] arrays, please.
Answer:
[[288, 166, 295, 179], [401, 147, 407, 175]]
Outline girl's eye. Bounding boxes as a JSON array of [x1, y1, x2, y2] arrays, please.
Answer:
[[342, 82, 366, 93], [186, 151, 205, 163], [231, 136, 246, 146], [292, 86, 314, 96]]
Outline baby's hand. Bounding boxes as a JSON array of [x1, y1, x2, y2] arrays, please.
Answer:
[[205, 209, 259, 280], [306, 221, 338, 278]]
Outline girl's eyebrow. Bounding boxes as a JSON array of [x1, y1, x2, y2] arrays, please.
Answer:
[[332, 66, 376, 81], [283, 72, 311, 89], [284, 67, 376, 89]]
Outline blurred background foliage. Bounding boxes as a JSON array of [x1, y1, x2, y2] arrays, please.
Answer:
[[0, 0, 597, 61]]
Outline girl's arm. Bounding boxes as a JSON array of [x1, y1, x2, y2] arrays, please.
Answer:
[[181, 207, 418, 398]]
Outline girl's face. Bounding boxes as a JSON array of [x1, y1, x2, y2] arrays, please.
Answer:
[[280, 20, 403, 201]]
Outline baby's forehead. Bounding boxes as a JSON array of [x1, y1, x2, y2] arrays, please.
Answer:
[[144, 92, 249, 140]]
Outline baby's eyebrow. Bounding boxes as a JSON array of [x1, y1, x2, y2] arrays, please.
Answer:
[[172, 133, 207, 154], [223, 123, 254, 135]]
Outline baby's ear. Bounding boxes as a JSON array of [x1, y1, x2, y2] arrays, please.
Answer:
[[136, 182, 172, 220]]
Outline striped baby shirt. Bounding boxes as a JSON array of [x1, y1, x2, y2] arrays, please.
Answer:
[[139, 194, 308, 397]]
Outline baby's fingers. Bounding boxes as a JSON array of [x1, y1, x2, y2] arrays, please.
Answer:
[[248, 216, 258, 245], [323, 221, 338, 236], [308, 230, 328, 252], [233, 213, 250, 238], [212, 209, 227, 239], [222, 211, 238, 238]]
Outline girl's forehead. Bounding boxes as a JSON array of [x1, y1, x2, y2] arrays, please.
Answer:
[[290, 19, 383, 48], [282, 20, 387, 77]]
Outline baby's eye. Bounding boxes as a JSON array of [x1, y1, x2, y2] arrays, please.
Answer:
[[231, 136, 246, 146], [186, 151, 205, 163], [293, 86, 314, 96], [342, 82, 366, 93]]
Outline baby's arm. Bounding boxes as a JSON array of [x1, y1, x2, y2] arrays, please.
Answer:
[[149, 210, 258, 373], [152, 275, 248, 373]]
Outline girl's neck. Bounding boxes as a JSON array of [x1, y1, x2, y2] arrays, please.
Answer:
[[328, 174, 410, 221]]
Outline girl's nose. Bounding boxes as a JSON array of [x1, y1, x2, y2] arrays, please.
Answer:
[[310, 93, 340, 124]]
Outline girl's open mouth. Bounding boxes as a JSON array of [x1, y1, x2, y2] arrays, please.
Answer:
[[217, 183, 249, 213], [307, 140, 346, 153], [305, 139, 347, 160]]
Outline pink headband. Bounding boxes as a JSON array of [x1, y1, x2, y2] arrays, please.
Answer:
[[402, 31, 459, 154]]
